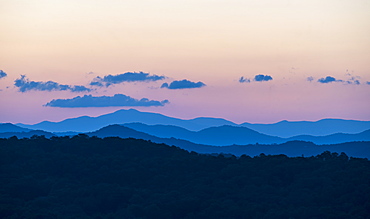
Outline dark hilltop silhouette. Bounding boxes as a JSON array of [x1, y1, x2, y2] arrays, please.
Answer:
[[0, 136, 369, 218]]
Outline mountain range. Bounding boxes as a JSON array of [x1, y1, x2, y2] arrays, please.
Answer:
[[14, 109, 370, 137], [1, 123, 369, 158], [73, 125, 370, 159], [16, 109, 235, 133], [123, 123, 370, 145]]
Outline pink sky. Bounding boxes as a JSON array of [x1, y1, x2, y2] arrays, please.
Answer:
[[1, 0, 369, 124]]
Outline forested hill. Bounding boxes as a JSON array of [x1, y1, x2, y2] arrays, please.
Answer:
[[0, 136, 369, 218]]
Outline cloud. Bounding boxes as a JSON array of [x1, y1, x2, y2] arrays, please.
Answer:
[[254, 74, 273, 82], [89, 81, 104, 87], [239, 74, 273, 83], [239, 76, 250, 83], [307, 76, 314, 82], [45, 94, 169, 108], [347, 79, 360, 85], [91, 72, 165, 87], [317, 75, 362, 85], [0, 70, 7, 79], [345, 75, 360, 85], [14, 75, 91, 92], [317, 76, 341, 83], [161, 79, 206, 89]]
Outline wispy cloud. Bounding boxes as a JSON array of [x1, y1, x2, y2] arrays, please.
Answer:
[[45, 94, 169, 108], [0, 70, 7, 79], [239, 76, 250, 83], [306, 76, 314, 82], [345, 74, 360, 85], [14, 75, 91, 92], [90, 72, 165, 87], [316, 75, 361, 85], [239, 74, 273, 83], [161, 79, 206, 89]]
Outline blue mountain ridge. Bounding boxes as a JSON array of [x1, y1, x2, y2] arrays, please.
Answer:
[[86, 125, 370, 159], [16, 109, 235, 133], [241, 119, 370, 137], [1, 124, 369, 158], [0, 123, 32, 133], [123, 123, 370, 145], [14, 109, 370, 137], [4, 121, 370, 145]]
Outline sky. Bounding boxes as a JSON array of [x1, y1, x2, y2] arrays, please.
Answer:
[[1, 0, 370, 124]]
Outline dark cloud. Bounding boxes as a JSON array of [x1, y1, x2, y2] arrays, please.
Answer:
[[0, 70, 7, 79], [161, 79, 206, 89], [239, 76, 250, 83], [317, 76, 342, 84], [91, 72, 165, 87], [45, 94, 169, 108], [14, 75, 91, 92], [254, 74, 273, 82]]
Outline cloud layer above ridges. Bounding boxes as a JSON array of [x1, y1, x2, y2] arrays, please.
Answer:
[[45, 94, 169, 108]]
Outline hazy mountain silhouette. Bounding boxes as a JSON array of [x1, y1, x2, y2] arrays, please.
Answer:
[[87, 125, 370, 158], [4, 118, 370, 146], [122, 123, 194, 139], [124, 123, 283, 145], [3, 119, 370, 146], [16, 109, 235, 132], [0, 124, 368, 158], [0, 123, 32, 133], [177, 125, 282, 145], [241, 119, 370, 137], [1, 125, 368, 158], [86, 124, 220, 153], [15, 109, 370, 137], [287, 129, 370, 144], [122, 123, 370, 145], [87, 124, 156, 140]]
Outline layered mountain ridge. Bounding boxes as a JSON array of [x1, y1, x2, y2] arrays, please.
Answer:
[[13, 108, 370, 137]]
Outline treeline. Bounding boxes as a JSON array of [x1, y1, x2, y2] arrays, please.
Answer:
[[0, 135, 369, 218]]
